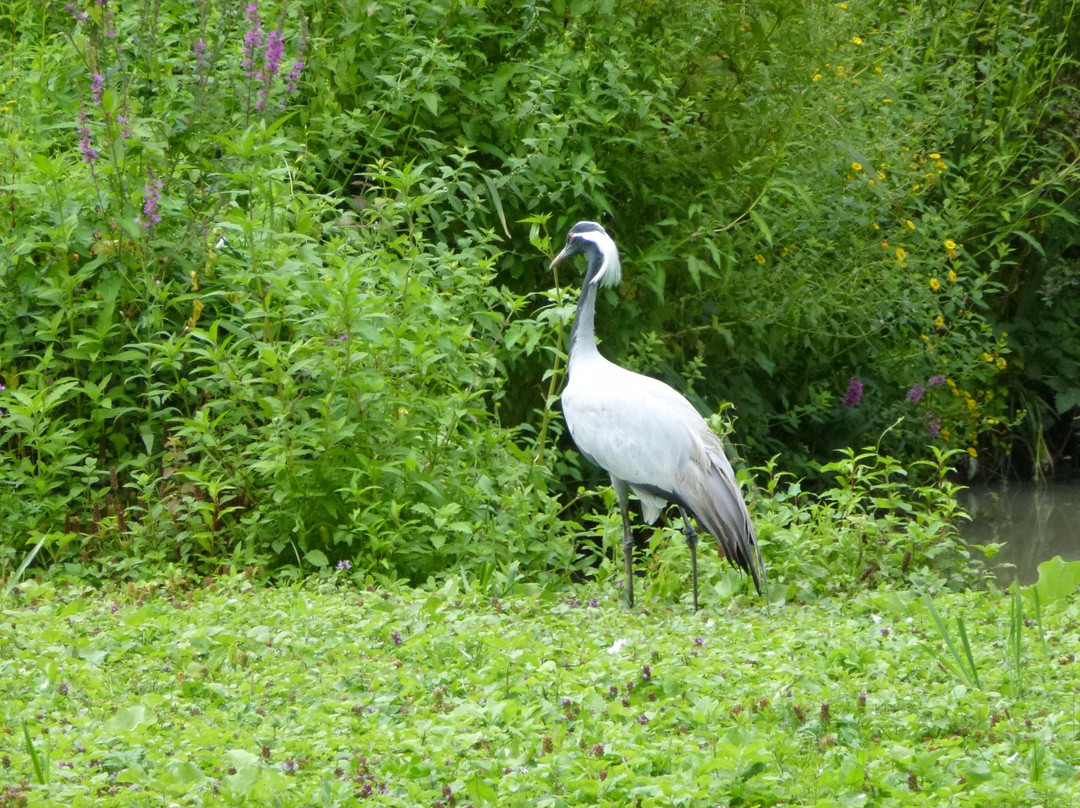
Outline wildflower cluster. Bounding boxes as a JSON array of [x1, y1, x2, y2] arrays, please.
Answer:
[[241, 2, 305, 113]]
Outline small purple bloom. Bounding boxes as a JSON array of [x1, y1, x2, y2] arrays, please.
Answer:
[[637, 714, 649, 724], [906, 383, 924, 404], [282, 758, 297, 774], [925, 412, 942, 438], [928, 375, 946, 386], [65, 2, 88, 23], [90, 72, 105, 105], [193, 39, 207, 72], [391, 631, 402, 646], [336, 559, 351, 570], [137, 176, 163, 230], [242, 4, 264, 79], [693, 636, 704, 646], [77, 110, 99, 163], [587, 597, 599, 607], [843, 377, 863, 408], [256, 29, 285, 110], [281, 59, 304, 107]]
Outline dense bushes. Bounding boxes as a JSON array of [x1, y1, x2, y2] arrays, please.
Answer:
[[1, 0, 1075, 585]]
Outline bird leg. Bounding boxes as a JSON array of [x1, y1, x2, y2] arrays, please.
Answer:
[[612, 478, 634, 608], [678, 506, 700, 611]]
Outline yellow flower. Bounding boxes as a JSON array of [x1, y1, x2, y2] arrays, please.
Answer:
[[935, 160, 948, 170], [906, 219, 916, 230], [948, 249, 958, 260], [895, 247, 907, 260], [941, 429, 951, 442], [983, 352, 993, 362], [967, 446, 978, 458], [934, 315, 945, 327], [996, 357, 1007, 370], [872, 221, 880, 230], [754, 254, 766, 265], [852, 36, 863, 45], [851, 161, 863, 171], [812, 73, 822, 83], [944, 239, 957, 250], [948, 269, 957, 283], [929, 277, 940, 292], [838, 2, 848, 8], [881, 239, 889, 249], [877, 171, 886, 180], [929, 152, 940, 159]]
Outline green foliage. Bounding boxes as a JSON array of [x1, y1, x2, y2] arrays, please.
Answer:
[[5, 576, 1080, 806], [749, 445, 980, 601], [0, 0, 570, 580], [1, 0, 1074, 583]]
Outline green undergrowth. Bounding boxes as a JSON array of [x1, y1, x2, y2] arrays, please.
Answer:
[[3, 564, 1080, 807]]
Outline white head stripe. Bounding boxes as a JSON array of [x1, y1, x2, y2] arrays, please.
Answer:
[[578, 230, 622, 288]]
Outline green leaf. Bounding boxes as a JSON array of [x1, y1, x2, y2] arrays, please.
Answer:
[[466, 775, 498, 804], [108, 703, 157, 731], [1032, 556, 1080, 603], [304, 549, 329, 569]]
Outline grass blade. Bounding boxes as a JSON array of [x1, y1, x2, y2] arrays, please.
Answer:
[[1009, 578, 1024, 697], [2, 535, 47, 607], [23, 720, 47, 786], [922, 592, 977, 689], [955, 617, 982, 690]]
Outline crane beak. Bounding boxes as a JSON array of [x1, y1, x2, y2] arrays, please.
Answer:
[[550, 245, 573, 269]]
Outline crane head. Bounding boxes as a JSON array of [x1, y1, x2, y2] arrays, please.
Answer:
[[550, 221, 622, 289]]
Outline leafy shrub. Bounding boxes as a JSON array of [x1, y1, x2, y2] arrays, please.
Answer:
[[0, 0, 571, 580]]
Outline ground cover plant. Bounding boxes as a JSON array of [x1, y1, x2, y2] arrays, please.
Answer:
[[3, 562, 1080, 807]]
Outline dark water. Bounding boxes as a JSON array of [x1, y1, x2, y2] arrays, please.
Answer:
[[959, 482, 1080, 585]]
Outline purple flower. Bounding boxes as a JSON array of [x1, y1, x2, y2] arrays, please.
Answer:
[[137, 176, 163, 230], [65, 2, 88, 23], [391, 631, 402, 646], [78, 110, 99, 163], [906, 383, 924, 404], [925, 412, 942, 437], [90, 72, 105, 105], [336, 559, 351, 570], [928, 375, 946, 386], [843, 377, 863, 408], [637, 714, 649, 725], [242, 4, 263, 79], [256, 29, 285, 110], [193, 39, 207, 72], [285, 59, 303, 92]]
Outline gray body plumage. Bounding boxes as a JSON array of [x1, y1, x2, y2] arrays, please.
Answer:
[[552, 221, 766, 608]]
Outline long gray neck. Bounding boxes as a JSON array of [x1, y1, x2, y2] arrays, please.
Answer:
[[569, 255, 603, 370]]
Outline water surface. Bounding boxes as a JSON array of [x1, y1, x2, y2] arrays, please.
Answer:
[[959, 482, 1080, 585]]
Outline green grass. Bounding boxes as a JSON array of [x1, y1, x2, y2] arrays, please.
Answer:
[[3, 573, 1078, 806]]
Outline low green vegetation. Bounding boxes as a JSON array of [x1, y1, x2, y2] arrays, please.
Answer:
[[3, 561, 1079, 807]]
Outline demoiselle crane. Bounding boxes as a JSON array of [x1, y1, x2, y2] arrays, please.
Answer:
[[551, 221, 767, 610]]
